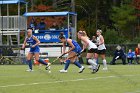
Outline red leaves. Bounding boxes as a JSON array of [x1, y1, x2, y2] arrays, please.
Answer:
[[132, 0, 140, 10], [36, 4, 53, 12]]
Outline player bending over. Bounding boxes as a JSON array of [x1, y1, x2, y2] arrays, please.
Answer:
[[78, 31, 100, 73], [59, 33, 85, 73], [22, 28, 51, 72]]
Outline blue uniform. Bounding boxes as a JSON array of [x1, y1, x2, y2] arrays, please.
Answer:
[[26, 36, 40, 53], [67, 39, 82, 53], [127, 52, 135, 58]]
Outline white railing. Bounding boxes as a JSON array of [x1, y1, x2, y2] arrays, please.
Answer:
[[0, 16, 26, 31]]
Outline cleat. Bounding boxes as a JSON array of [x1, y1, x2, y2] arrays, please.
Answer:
[[92, 69, 97, 74], [79, 66, 85, 73], [45, 66, 51, 70], [59, 69, 67, 73], [26, 69, 34, 72], [45, 63, 51, 70], [96, 64, 100, 72]]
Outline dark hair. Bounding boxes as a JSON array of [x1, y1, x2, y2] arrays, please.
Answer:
[[27, 27, 33, 31], [59, 32, 65, 39]]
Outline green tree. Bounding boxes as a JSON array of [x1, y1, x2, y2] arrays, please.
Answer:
[[104, 29, 127, 44], [110, 0, 136, 40]]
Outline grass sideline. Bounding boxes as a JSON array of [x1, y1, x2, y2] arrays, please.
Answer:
[[0, 64, 140, 93]]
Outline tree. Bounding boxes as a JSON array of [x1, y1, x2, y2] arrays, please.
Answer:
[[57, 0, 71, 11], [110, 0, 136, 40]]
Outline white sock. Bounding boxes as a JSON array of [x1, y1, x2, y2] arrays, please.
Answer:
[[103, 59, 107, 68], [88, 59, 97, 69]]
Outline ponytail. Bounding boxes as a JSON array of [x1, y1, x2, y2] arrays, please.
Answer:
[[59, 32, 65, 39]]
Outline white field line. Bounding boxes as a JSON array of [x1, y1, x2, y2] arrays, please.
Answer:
[[126, 90, 140, 93], [0, 74, 138, 88]]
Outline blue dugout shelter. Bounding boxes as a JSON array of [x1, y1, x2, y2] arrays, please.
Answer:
[[0, 0, 27, 45], [0, 0, 26, 4], [23, 12, 77, 43]]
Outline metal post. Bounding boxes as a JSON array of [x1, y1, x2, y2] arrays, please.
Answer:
[[74, 14, 77, 40], [18, 2, 20, 45], [0, 4, 1, 16], [71, 0, 75, 40], [67, 14, 70, 38], [0, 4, 2, 45], [7, 4, 10, 45], [95, 0, 98, 30], [25, 3, 28, 38], [26, 2, 28, 12], [25, 16, 27, 37]]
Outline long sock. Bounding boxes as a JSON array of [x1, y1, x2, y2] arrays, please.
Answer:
[[74, 60, 82, 68], [88, 59, 97, 69], [64, 60, 70, 70], [96, 58, 99, 64], [86, 58, 90, 65], [38, 59, 48, 65], [103, 59, 107, 68], [27, 60, 32, 70]]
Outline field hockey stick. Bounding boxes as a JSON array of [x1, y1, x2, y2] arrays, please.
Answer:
[[51, 53, 66, 64], [67, 50, 84, 60]]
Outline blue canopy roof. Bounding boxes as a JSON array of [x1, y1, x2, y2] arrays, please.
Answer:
[[23, 12, 77, 17], [0, 0, 26, 4]]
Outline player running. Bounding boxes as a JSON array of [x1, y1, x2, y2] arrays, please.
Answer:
[[78, 31, 100, 73], [22, 28, 51, 72], [59, 33, 85, 73], [96, 29, 108, 70]]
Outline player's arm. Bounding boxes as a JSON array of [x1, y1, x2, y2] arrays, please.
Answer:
[[32, 36, 40, 48], [99, 35, 104, 45], [64, 39, 75, 54], [22, 37, 27, 49], [62, 42, 66, 54], [81, 37, 89, 51]]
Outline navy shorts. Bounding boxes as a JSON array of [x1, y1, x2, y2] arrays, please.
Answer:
[[88, 48, 98, 53], [97, 49, 106, 54]]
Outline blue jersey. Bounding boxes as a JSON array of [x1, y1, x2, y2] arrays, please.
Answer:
[[67, 39, 82, 53], [127, 52, 135, 58], [26, 36, 40, 53]]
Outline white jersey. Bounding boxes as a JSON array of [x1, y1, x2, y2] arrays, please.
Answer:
[[81, 39, 97, 50], [97, 35, 106, 50]]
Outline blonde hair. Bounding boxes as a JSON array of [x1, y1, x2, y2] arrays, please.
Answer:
[[97, 29, 102, 33], [78, 30, 88, 38]]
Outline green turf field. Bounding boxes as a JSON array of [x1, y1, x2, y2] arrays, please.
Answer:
[[0, 64, 140, 93]]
